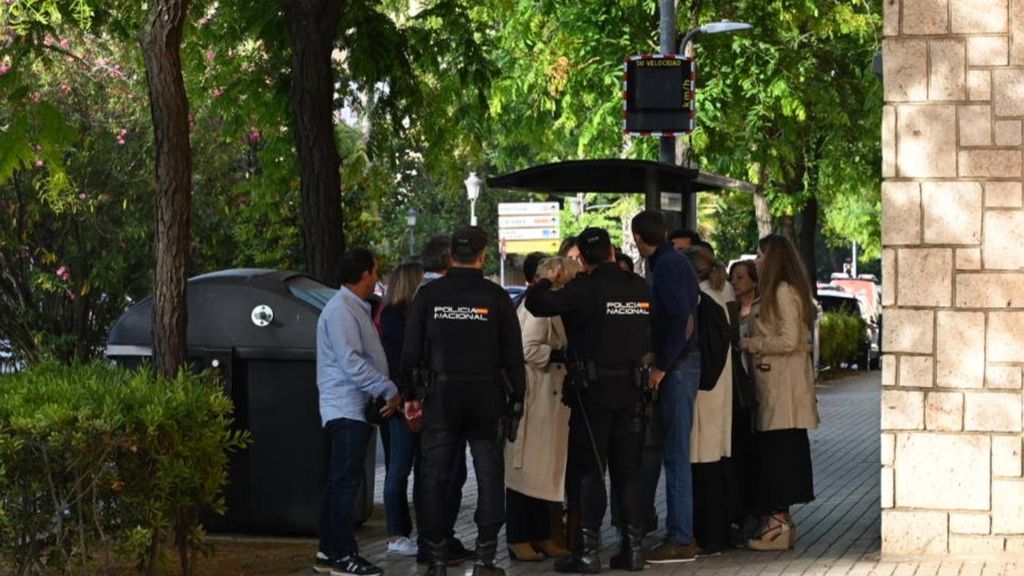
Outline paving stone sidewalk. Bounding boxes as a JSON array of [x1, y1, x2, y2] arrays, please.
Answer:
[[282, 371, 1020, 576]]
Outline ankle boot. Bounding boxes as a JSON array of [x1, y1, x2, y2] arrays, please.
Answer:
[[531, 538, 571, 559], [550, 506, 569, 550], [425, 539, 448, 576], [608, 525, 645, 571], [554, 528, 601, 574], [472, 539, 504, 576], [507, 542, 544, 562]]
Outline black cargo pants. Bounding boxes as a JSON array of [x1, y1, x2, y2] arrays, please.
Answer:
[[566, 389, 646, 532], [419, 380, 505, 551]]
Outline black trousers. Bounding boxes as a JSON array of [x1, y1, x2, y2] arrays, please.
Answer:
[[755, 428, 815, 512], [505, 489, 553, 544], [566, 393, 645, 531], [692, 460, 728, 552], [420, 381, 505, 545], [415, 446, 466, 548]]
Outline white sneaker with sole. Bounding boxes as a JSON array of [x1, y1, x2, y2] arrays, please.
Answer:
[[386, 536, 418, 558]]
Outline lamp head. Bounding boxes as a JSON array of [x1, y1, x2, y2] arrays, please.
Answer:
[[406, 207, 417, 227], [464, 172, 482, 201], [700, 20, 753, 35]]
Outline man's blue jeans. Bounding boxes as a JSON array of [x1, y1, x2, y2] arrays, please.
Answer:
[[659, 351, 700, 544], [384, 414, 418, 537], [318, 417, 372, 558]]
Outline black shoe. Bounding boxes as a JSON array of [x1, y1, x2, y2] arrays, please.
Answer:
[[471, 539, 504, 576], [608, 526, 645, 571], [471, 563, 506, 576], [554, 528, 601, 574], [425, 565, 448, 576], [313, 554, 333, 574], [417, 539, 468, 566], [329, 554, 383, 576], [450, 538, 475, 562]]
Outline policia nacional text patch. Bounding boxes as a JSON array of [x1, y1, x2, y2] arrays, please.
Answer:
[[433, 305, 490, 321]]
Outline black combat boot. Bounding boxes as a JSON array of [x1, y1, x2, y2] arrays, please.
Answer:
[[425, 539, 448, 576], [470, 539, 504, 576], [554, 528, 601, 574], [608, 525, 646, 571]]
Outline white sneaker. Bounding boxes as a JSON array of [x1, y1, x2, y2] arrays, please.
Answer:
[[386, 536, 418, 558]]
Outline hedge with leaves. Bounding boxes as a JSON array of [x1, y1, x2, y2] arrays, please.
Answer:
[[819, 311, 868, 372], [0, 362, 249, 576]]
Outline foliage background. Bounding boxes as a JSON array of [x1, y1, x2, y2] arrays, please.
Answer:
[[0, 0, 883, 366]]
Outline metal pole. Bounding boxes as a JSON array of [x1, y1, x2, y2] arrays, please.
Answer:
[[852, 242, 859, 277], [408, 226, 415, 256], [470, 199, 477, 226], [654, 0, 676, 214]]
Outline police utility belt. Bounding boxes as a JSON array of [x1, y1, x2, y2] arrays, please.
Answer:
[[565, 358, 649, 392]]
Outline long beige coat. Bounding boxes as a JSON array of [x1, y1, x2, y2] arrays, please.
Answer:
[[504, 304, 571, 502], [746, 282, 820, 432], [690, 281, 733, 463]]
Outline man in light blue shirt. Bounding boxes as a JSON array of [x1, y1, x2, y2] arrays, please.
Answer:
[[315, 248, 400, 576]]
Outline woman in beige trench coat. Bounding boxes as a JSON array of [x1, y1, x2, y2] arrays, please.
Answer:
[[684, 246, 734, 554], [504, 257, 576, 561], [739, 234, 820, 552]]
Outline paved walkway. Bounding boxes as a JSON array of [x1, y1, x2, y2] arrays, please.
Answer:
[[286, 372, 1021, 575]]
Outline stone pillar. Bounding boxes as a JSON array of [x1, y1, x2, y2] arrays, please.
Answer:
[[883, 0, 1024, 557]]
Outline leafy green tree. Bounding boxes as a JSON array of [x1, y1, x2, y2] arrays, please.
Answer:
[[690, 0, 883, 275]]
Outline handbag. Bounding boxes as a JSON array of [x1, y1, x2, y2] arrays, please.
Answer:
[[732, 348, 757, 411], [364, 395, 388, 426]]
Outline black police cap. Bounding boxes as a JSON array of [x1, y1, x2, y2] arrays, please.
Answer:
[[577, 227, 610, 249], [451, 225, 488, 256]]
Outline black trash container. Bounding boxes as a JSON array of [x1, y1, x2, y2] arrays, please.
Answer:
[[106, 269, 376, 536]]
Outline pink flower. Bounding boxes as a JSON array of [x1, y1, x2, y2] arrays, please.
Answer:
[[59, 37, 69, 49], [246, 127, 262, 144], [43, 34, 53, 46], [78, 192, 86, 200], [211, 86, 223, 97], [59, 83, 70, 94], [204, 49, 215, 63], [34, 159, 43, 168], [0, 63, 11, 75], [56, 266, 70, 280], [116, 128, 127, 145], [30, 91, 42, 102]]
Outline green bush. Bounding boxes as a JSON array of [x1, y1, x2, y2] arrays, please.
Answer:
[[0, 362, 249, 576], [819, 312, 868, 372]]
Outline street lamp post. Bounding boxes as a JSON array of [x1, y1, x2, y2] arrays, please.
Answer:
[[675, 19, 752, 229], [406, 207, 417, 256], [464, 172, 482, 226]]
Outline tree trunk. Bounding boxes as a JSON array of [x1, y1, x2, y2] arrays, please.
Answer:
[[798, 195, 819, 285], [753, 189, 773, 238], [139, 0, 192, 380], [753, 165, 773, 238], [285, 0, 346, 288]]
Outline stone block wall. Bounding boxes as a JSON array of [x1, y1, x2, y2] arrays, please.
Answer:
[[883, 0, 1024, 557]]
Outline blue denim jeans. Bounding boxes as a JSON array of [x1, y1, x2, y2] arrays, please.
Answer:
[[659, 351, 700, 544], [384, 414, 418, 537], [318, 417, 372, 558]]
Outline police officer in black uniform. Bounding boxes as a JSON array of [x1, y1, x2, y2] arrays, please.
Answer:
[[401, 226, 526, 576], [526, 227, 652, 574]]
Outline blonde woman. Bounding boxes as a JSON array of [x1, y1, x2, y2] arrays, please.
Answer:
[[376, 261, 424, 557], [683, 245, 733, 554], [739, 235, 819, 551], [505, 256, 579, 561]]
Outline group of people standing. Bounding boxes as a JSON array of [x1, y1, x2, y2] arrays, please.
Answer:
[[312, 210, 821, 576]]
